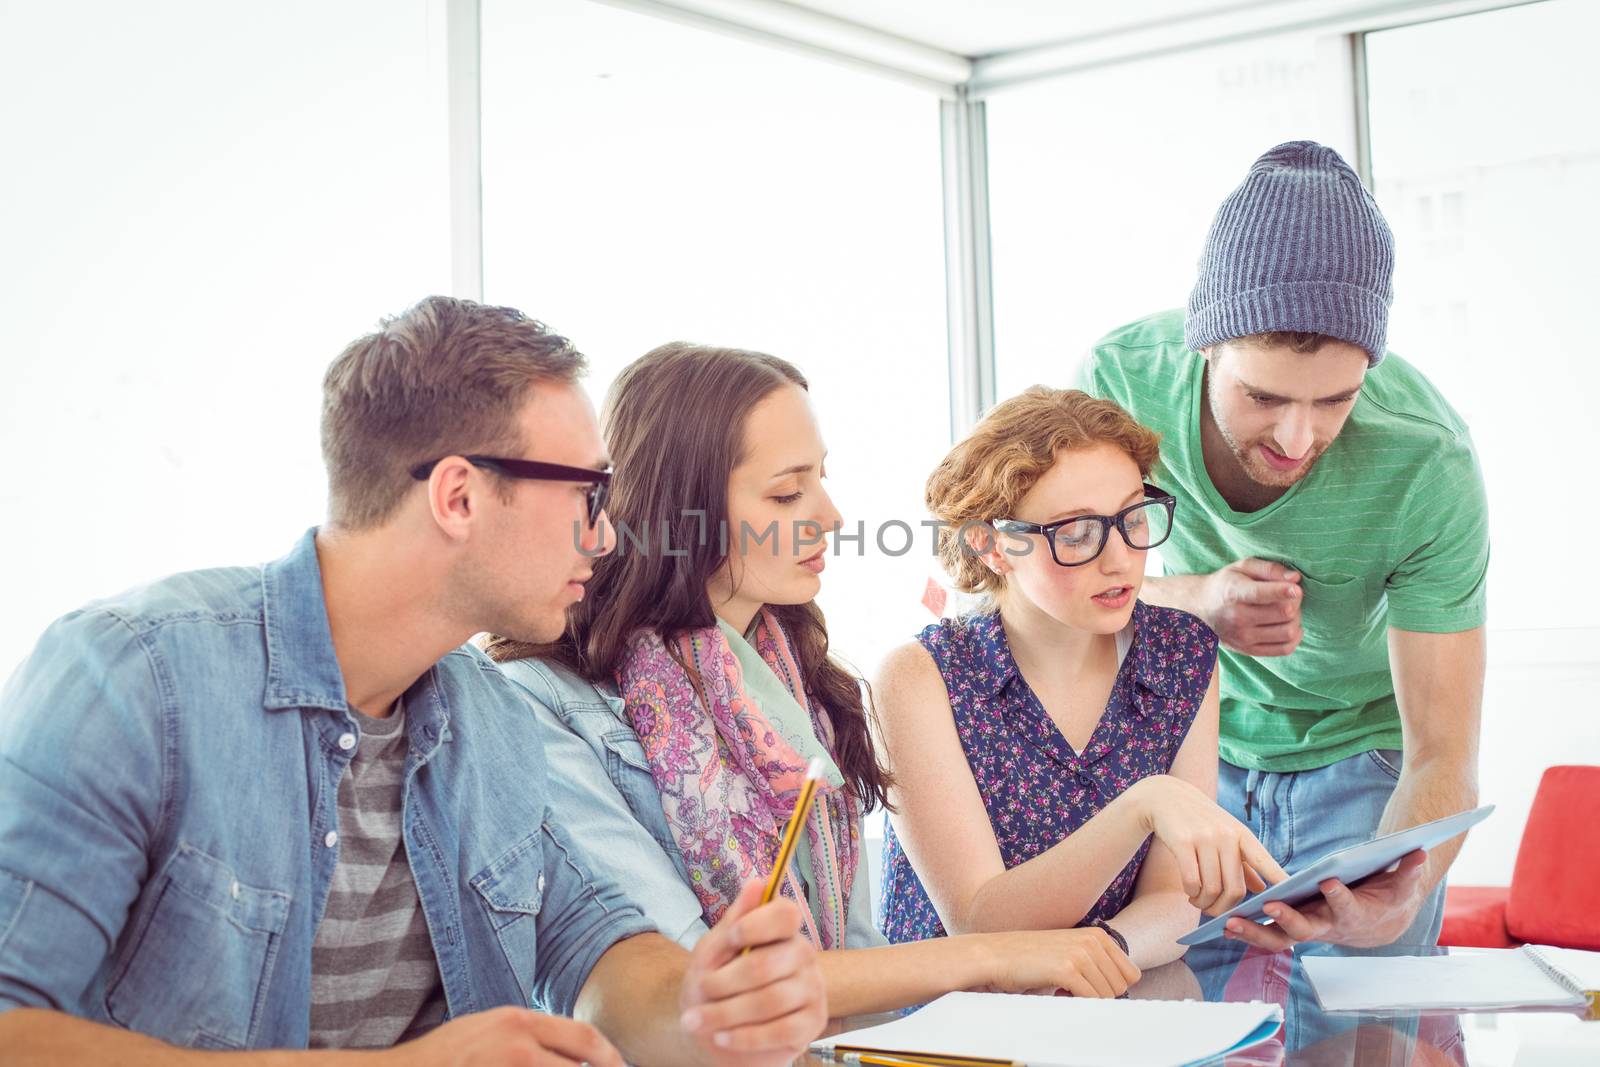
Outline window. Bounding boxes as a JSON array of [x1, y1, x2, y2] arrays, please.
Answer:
[[481, 0, 951, 677], [1365, 0, 1600, 885], [0, 0, 451, 674], [1367, 0, 1600, 633], [986, 32, 1357, 400]]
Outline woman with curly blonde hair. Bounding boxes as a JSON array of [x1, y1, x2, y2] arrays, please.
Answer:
[[875, 387, 1285, 967]]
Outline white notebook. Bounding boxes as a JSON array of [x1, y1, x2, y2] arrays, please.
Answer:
[[1304, 945, 1600, 1015], [812, 991, 1282, 1067]]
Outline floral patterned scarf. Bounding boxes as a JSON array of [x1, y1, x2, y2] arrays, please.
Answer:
[[616, 608, 859, 949]]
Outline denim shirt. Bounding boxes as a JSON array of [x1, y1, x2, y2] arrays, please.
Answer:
[[499, 656, 884, 951], [0, 530, 652, 1049]]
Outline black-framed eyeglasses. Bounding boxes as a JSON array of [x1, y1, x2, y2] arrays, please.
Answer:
[[992, 483, 1176, 567], [410, 455, 612, 528]]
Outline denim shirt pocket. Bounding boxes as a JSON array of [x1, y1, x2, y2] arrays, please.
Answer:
[[0, 869, 26, 954], [105, 844, 290, 1049], [599, 728, 683, 860], [469, 830, 545, 1007]]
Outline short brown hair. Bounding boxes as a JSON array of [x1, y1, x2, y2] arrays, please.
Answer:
[[320, 295, 585, 528], [1239, 330, 1339, 354], [925, 387, 1161, 596]]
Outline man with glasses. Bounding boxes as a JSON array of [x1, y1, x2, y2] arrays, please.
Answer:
[[1080, 142, 1488, 1009], [0, 296, 826, 1065], [410, 456, 612, 529]]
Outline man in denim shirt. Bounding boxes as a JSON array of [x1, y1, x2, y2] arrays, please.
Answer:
[[0, 297, 825, 1066]]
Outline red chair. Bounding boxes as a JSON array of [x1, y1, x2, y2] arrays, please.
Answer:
[[1440, 765, 1600, 950]]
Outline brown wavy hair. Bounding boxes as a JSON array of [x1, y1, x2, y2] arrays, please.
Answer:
[[487, 342, 891, 812], [925, 386, 1161, 598]]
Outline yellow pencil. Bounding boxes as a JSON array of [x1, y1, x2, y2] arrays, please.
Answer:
[[840, 1055, 991, 1067], [742, 756, 825, 956], [822, 1048, 1018, 1067], [761, 756, 826, 905]]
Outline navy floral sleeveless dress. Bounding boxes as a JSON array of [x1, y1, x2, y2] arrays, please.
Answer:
[[878, 600, 1219, 942]]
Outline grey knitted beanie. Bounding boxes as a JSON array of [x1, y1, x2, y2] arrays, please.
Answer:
[[1185, 140, 1394, 366]]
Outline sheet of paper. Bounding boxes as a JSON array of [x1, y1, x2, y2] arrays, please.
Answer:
[[1303, 950, 1585, 1013], [814, 991, 1282, 1067]]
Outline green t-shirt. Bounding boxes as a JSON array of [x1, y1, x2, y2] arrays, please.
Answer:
[[1080, 309, 1488, 772]]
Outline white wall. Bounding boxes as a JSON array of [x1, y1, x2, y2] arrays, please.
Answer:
[[1460, 643, 1600, 885]]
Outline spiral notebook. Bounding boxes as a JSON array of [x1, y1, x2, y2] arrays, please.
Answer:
[[812, 992, 1283, 1067], [1304, 945, 1600, 1018]]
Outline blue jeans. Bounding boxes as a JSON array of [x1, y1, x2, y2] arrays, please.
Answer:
[[1186, 748, 1448, 1051]]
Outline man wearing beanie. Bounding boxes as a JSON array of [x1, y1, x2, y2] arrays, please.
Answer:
[[1080, 142, 1487, 994]]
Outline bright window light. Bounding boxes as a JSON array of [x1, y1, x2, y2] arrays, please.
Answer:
[[0, 0, 452, 675], [481, 0, 951, 680], [986, 32, 1357, 400]]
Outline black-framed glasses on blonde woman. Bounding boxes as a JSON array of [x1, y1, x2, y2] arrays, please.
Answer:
[[992, 483, 1176, 567]]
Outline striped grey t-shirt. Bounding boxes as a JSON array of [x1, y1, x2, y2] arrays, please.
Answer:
[[309, 701, 447, 1047]]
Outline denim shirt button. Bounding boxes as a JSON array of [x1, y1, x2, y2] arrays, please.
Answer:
[[324, 831, 338, 848], [537, 873, 546, 897], [338, 732, 356, 751]]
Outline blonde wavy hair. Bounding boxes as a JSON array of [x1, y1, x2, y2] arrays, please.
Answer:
[[926, 386, 1161, 596]]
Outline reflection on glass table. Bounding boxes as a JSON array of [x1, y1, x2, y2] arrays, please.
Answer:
[[804, 945, 1599, 1067]]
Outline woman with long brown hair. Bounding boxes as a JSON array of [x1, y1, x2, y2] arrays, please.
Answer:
[[489, 343, 1143, 1018]]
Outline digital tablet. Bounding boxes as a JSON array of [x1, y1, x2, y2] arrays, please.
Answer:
[[1177, 804, 1494, 946]]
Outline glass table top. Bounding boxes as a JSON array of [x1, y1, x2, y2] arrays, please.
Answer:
[[803, 945, 1600, 1067]]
